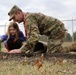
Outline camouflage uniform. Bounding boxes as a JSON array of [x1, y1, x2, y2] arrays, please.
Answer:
[[20, 13, 66, 53], [8, 5, 66, 53]]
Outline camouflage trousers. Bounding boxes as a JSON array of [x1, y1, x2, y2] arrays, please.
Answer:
[[46, 24, 66, 53], [47, 39, 76, 53], [47, 39, 64, 53], [61, 42, 76, 53]]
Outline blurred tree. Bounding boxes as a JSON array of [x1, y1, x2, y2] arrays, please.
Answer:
[[64, 32, 72, 42], [73, 31, 76, 41]]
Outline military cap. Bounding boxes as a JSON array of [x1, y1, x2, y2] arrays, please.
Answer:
[[8, 5, 22, 21]]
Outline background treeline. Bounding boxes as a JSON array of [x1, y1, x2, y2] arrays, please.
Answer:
[[64, 31, 76, 42]]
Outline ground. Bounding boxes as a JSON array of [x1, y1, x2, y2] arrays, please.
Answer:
[[0, 42, 76, 75]]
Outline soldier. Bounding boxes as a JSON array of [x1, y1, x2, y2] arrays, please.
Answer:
[[8, 5, 67, 54]]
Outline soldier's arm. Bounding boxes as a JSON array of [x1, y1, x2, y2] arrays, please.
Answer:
[[20, 20, 40, 52]]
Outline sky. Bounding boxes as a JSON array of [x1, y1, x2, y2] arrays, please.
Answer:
[[0, 0, 76, 35]]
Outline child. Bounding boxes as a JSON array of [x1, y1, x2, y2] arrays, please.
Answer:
[[0, 22, 26, 52]]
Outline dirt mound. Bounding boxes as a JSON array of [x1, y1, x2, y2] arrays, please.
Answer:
[[0, 52, 76, 64]]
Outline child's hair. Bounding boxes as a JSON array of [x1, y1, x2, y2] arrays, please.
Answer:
[[7, 22, 20, 39]]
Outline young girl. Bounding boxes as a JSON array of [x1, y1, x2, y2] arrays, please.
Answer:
[[0, 22, 26, 52]]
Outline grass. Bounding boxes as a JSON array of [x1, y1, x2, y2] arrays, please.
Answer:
[[0, 59, 76, 75]]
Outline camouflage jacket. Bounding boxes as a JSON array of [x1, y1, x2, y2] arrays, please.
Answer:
[[20, 12, 66, 52]]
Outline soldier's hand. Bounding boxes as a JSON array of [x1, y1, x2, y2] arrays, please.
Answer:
[[8, 49, 21, 53]]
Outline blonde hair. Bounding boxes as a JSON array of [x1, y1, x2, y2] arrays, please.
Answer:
[[7, 22, 20, 39]]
